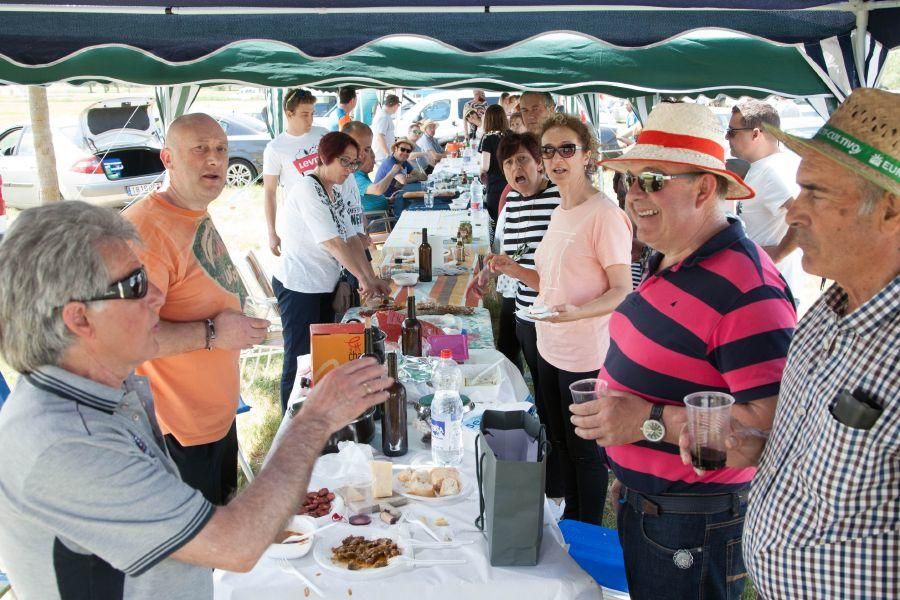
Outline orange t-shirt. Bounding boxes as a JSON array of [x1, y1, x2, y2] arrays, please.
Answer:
[[124, 193, 247, 446]]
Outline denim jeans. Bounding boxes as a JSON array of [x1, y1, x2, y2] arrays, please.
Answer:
[[617, 490, 748, 600], [272, 277, 335, 413]]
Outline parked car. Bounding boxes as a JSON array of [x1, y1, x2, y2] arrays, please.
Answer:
[[214, 113, 270, 187], [0, 98, 164, 209], [399, 90, 501, 144]]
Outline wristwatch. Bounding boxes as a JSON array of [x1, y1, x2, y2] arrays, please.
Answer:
[[641, 404, 666, 442]]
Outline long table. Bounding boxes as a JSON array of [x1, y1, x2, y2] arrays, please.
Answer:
[[214, 352, 602, 600]]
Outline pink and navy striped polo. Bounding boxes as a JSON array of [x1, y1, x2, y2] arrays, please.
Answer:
[[602, 219, 797, 495]]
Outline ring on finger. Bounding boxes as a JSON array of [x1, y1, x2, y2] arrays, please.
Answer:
[[363, 382, 373, 395]]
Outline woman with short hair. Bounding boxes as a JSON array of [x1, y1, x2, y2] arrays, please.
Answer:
[[272, 131, 390, 410]]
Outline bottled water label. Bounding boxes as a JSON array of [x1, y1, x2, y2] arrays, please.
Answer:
[[431, 418, 447, 440]]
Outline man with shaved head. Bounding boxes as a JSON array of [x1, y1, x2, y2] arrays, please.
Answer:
[[123, 113, 269, 505]]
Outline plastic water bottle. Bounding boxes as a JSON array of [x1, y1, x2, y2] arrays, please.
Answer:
[[470, 177, 484, 217], [430, 349, 464, 466], [424, 188, 434, 209]]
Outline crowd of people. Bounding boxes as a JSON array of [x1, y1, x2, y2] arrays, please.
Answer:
[[0, 84, 896, 600]]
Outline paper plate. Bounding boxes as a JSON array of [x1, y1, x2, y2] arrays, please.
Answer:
[[313, 524, 410, 580]]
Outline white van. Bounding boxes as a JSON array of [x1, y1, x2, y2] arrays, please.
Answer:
[[399, 90, 501, 145]]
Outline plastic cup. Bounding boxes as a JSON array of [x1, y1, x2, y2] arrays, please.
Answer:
[[684, 392, 735, 471], [569, 378, 608, 404]]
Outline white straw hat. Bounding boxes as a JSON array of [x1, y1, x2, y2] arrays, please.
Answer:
[[601, 102, 754, 200]]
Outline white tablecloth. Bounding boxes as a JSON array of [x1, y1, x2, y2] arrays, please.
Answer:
[[214, 355, 602, 600], [383, 209, 490, 251]]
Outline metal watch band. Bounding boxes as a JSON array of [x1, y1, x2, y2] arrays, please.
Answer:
[[204, 318, 216, 350]]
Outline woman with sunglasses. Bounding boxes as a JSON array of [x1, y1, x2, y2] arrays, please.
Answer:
[[272, 131, 391, 408], [478, 105, 510, 222], [263, 88, 328, 257], [491, 114, 633, 523], [373, 137, 427, 201]]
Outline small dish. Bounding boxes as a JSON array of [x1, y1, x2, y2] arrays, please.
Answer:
[[265, 515, 317, 559], [392, 273, 419, 287]]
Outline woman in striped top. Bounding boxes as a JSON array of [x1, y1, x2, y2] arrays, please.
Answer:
[[469, 131, 564, 499], [492, 115, 633, 523]]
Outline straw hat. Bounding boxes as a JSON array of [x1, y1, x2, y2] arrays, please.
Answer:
[[766, 88, 899, 196], [601, 102, 754, 200]]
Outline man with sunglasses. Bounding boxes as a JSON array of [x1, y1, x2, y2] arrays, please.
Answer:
[[373, 137, 427, 200], [728, 100, 804, 301], [0, 201, 392, 599], [570, 102, 797, 599], [123, 114, 270, 506]]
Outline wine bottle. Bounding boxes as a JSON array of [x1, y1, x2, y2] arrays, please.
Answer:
[[382, 352, 408, 457], [359, 318, 384, 419], [418, 227, 432, 282], [401, 295, 423, 357]]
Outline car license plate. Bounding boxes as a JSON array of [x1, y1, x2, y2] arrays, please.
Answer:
[[126, 182, 161, 196]]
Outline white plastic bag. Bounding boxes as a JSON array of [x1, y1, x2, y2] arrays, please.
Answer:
[[309, 441, 374, 490]]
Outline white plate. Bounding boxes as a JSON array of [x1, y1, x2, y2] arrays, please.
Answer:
[[391, 273, 419, 287], [393, 466, 471, 504], [310, 494, 345, 526], [515, 307, 558, 321], [265, 515, 317, 559], [312, 524, 411, 580]]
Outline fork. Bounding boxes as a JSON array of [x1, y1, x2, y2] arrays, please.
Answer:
[[277, 559, 324, 597]]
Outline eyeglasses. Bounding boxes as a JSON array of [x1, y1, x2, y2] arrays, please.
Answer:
[[540, 144, 587, 159], [77, 266, 149, 303], [410, 129, 422, 135], [503, 154, 536, 168], [624, 171, 702, 193], [396, 147, 413, 154], [725, 127, 755, 138], [337, 156, 362, 171]]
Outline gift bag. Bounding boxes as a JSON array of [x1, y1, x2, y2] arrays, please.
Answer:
[[475, 409, 548, 566]]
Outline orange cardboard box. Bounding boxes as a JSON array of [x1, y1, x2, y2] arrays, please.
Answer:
[[310, 322, 364, 384]]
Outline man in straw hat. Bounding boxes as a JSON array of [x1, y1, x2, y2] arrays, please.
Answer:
[[730, 88, 898, 598], [570, 102, 798, 598]]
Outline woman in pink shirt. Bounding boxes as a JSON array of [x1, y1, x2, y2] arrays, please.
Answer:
[[491, 113, 633, 523]]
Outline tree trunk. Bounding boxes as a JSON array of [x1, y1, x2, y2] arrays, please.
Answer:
[[27, 86, 61, 204]]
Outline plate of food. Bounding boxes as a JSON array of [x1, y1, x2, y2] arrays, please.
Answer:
[[312, 525, 410, 579], [297, 487, 345, 525], [515, 305, 558, 321], [393, 466, 469, 503]]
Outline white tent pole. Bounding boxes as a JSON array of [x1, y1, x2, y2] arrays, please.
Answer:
[[850, 0, 871, 88]]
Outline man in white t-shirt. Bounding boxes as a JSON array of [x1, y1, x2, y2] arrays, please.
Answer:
[[262, 88, 328, 256], [371, 94, 401, 163], [728, 100, 804, 298]]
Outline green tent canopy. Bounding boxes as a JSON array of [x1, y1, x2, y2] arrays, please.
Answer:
[[1, 33, 833, 100]]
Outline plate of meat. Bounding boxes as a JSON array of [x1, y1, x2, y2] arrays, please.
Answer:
[[312, 525, 409, 579]]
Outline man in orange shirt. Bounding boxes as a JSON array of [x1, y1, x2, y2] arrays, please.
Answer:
[[124, 113, 269, 504]]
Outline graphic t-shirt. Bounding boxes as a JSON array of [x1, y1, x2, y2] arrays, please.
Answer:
[[274, 174, 356, 293], [123, 193, 247, 446], [262, 128, 328, 198]]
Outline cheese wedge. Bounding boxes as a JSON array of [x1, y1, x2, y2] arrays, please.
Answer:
[[370, 460, 393, 498]]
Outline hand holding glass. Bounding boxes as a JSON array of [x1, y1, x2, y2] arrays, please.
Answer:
[[569, 378, 609, 404], [684, 392, 735, 470]]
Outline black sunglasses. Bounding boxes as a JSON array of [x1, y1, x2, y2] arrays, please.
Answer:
[[725, 126, 755, 138], [540, 143, 587, 159], [624, 171, 702, 193], [78, 266, 149, 303], [396, 146, 413, 153]]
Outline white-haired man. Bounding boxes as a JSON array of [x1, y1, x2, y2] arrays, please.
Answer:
[[572, 102, 797, 599], [721, 88, 899, 599], [0, 201, 391, 599]]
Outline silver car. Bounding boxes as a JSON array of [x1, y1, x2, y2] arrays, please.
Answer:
[[0, 98, 164, 209], [214, 113, 270, 187]]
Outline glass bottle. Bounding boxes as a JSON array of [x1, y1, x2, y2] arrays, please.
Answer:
[[382, 352, 408, 457], [418, 227, 432, 282], [401, 295, 423, 357], [359, 318, 383, 419]]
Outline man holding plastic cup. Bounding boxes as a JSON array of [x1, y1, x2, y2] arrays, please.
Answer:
[[570, 102, 797, 599]]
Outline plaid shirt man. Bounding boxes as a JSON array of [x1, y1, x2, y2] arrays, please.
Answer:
[[744, 276, 900, 599]]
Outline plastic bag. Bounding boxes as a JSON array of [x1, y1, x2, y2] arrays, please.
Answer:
[[310, 441, 374, 490]]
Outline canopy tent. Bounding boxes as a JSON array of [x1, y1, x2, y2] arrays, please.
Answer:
[[0, 2, 897, 100]]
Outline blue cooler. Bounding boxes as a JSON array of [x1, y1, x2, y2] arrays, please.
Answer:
[[558, 520, 629, 594]]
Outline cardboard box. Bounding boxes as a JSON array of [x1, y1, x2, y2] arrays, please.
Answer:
[[310, 322, 364, 384]]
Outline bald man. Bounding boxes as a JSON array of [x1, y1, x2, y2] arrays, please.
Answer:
[[123, 113, 269, 505]]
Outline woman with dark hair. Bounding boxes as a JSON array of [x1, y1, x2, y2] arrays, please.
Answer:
[[490, 114, 633, 524], [272, 131, 391, 410], [478, 104, 510, 221], [468, 131, 564, 501]]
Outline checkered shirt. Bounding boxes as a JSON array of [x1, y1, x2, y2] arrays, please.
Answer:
[[744, 276, 900, 599]]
